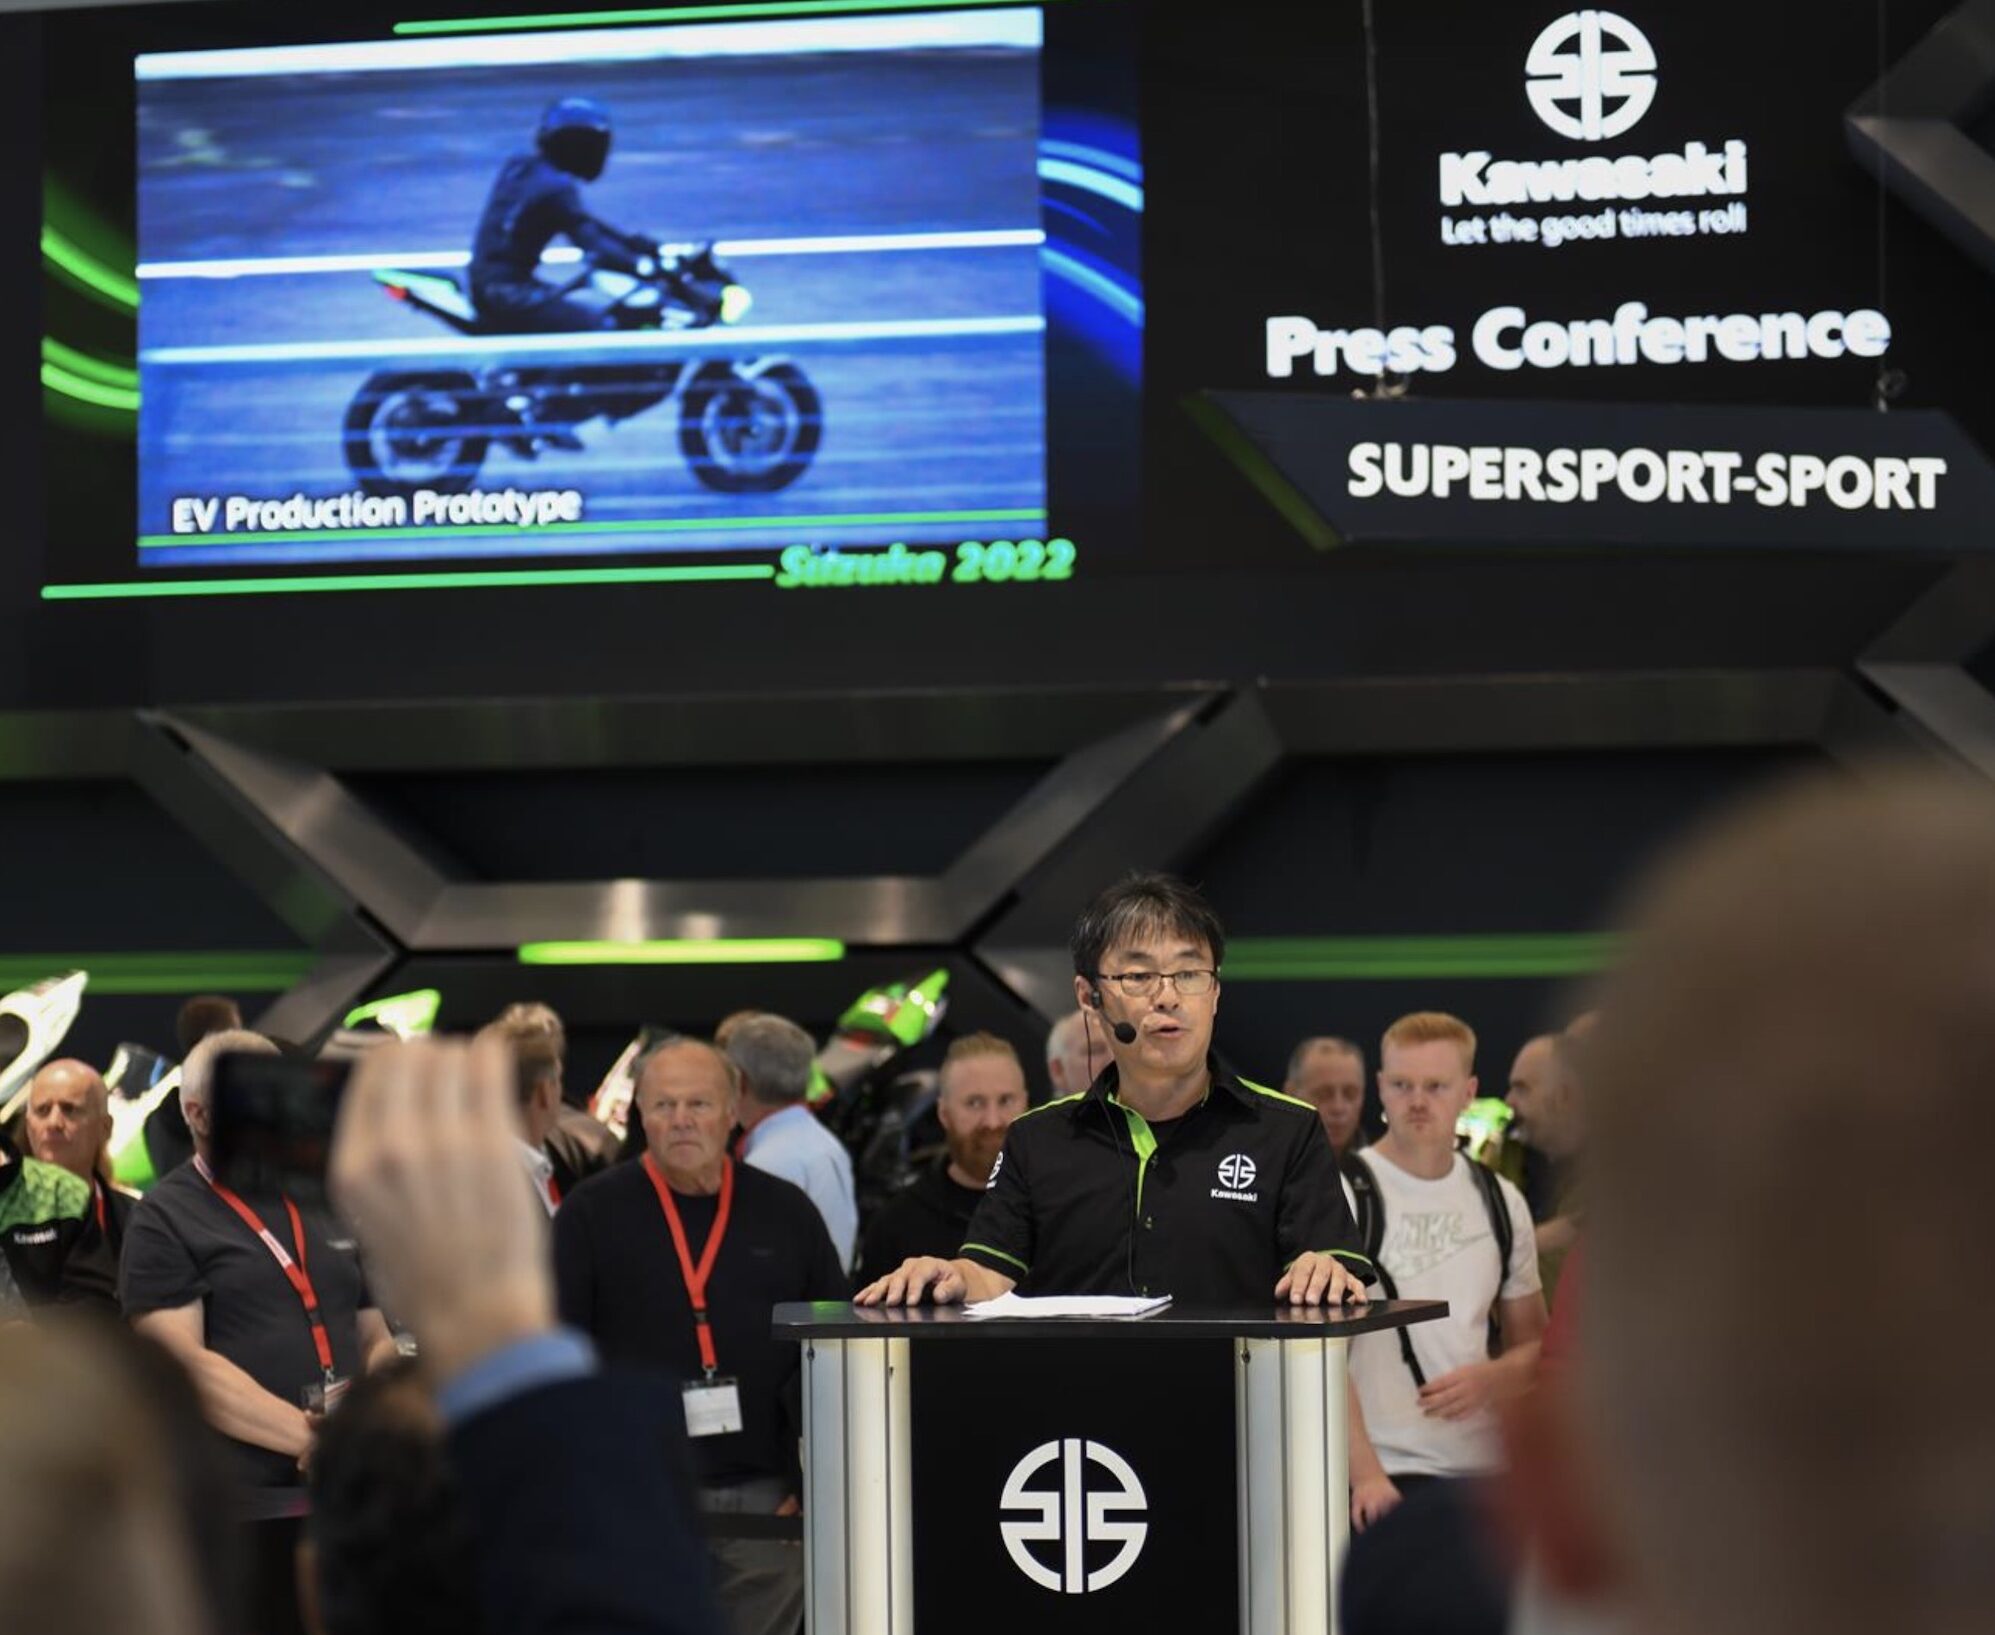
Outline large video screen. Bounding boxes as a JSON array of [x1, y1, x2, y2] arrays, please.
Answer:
[[134, 9, 1087, 574], [19, 0, 1139, 615]]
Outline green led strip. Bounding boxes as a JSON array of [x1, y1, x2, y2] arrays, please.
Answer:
[[1224, 934, 1622, 982], [140, 507, 1043, 550], [0, 951, 317, 996], [42, 224, 139, 312], [45, 340, 137, 389], [43, 338, 141, 412], [44, 562, 777, 600], [398, 0, 1055, 36], [43, 361, 140, 413], [519, 937, 846, 965]]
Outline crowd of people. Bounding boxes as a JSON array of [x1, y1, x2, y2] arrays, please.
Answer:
[[0, 767, 1985, 1635]]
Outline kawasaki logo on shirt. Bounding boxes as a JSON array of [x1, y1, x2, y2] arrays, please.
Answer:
[[1210, 1153, 1259, 1203]]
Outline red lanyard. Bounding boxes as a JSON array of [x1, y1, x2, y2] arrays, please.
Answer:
[[642, 1153, 733, 1378], [92, 1179, 107, 1236], [194, 1156, 337, 1382]]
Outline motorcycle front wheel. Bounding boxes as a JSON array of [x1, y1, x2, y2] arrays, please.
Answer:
[[679, 362, 822, 494], [343, 370, 491, 498]]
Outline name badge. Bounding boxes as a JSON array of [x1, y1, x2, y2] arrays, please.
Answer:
[[302, 1375, 350, 1416], [683, 1377, 745, 1438]]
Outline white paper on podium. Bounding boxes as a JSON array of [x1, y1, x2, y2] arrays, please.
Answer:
[[962, 1293, 1172, 1320]]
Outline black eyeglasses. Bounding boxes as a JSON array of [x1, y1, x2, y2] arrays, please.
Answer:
[[1095, 968, 1219, 998]]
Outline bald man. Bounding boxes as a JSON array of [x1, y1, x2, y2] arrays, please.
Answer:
[[1044, 1009, 1108, 1099], [25, 1060, 133, 1256]]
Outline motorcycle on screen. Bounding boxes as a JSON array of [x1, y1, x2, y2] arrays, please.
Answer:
[[342, 243, 824, 498]]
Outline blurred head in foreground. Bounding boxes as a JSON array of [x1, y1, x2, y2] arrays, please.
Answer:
[[0, 1319, 213, 1635], [1561, 769, 1995, 1635], [305, 1359, 480, 1635]]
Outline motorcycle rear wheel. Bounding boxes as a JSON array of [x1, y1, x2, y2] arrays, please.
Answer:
[[343, 370, 491, 498], [679, 362, 822, 494]]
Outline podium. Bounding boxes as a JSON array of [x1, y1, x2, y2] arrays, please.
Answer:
[[773, 1300, 1445, 1635]]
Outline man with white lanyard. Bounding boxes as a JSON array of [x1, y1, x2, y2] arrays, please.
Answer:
[[120, 1031, 393, 1485], [554, 1035, 846, 1635]]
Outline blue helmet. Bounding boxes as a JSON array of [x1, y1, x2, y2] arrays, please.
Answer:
[[537, 97, 612, 181]]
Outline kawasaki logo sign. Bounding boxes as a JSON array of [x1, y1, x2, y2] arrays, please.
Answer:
[[1433, 10, 1752, 253]]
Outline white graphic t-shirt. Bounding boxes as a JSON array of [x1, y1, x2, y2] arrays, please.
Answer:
[[1342, 1148, 1540, 1478]]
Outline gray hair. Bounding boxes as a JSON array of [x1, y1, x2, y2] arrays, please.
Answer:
[[1285, 1035, 1365, 1083], [634, 1034, 742, 1097], [1045, 1010, 1089, 1065], [180, 1029, 277, 1116], [722, 1014, 815, 1105]]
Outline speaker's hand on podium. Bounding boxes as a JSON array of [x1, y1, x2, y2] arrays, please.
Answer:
[[855, 1256, 971, 1306], [1275, 1252, 1370, 1306]]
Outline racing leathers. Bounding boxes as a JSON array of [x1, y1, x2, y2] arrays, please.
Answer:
[[469, 153, 655, 333]]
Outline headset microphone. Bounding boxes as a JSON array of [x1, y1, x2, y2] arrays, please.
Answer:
[[1089, 983, 1140, 1046]]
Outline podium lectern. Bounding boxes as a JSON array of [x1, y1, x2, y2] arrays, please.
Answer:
[[773, 1300, 1445, 1635]]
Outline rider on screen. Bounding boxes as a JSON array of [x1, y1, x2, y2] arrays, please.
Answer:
[[468, 97, 660, 333]]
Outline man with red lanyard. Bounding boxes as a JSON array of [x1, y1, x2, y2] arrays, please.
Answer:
[[24, 1059, 133, 1255], [554, 1034, 846, 1635], [120, 1030, 393, 1486]]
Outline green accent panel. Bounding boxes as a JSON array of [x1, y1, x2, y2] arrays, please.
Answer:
[[112, 1135, 158, 1191], [41, 225, 139, 311], [44, 563, 778, 601], [1013, 1091, 1086, 1123], [1225, 934, 1623, 981], [0, 951, 316, 995], [343, 988, 443, 1035], [0, 1157, 90, 1230], [397, 0, 1064, 37], [961, 1241, 1029, 1275], [1111, 1096, 1157, 1214], [519, 938, 845, 966], [138, 508, 1046, 551], [1183, 391, 1340, 554], [1238, 1074, 1317, 1113]]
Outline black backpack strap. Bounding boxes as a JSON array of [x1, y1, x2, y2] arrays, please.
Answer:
[[1343, 1153, 1426, 1389], [1464, 1155, 1515, 1359], [1341, 1149, 1383, 1266]]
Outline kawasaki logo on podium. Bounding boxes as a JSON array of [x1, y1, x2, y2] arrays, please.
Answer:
[[998, 1439, 1149, 1593]]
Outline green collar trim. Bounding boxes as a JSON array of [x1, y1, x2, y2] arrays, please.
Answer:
[[1238, 1076, 1319, 1114]]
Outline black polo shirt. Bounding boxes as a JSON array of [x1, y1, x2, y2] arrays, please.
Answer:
[[959, 1059, 1373, 1302], [553, 1157, 847, 1489], [120, 1159, 374, 1487], [855, 1159, 985, 1284]]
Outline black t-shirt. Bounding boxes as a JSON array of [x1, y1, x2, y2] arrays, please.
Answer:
[[119, 1161, 373, 1486], [960, 1060, 1373, 1302], [553, 1158, 846, 1489], [854, 1159, 986, 1284]]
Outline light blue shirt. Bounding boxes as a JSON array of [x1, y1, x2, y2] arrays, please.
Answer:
[[437, 1328, 597, 1426], [741, 1102, 858, 1272]]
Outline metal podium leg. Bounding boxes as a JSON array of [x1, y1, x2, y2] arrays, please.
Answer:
[[1236, 1337, 1350, 1635], [802, 1337, 913, 1635]]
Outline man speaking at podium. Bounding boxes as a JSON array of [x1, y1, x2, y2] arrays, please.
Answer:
[[858, 874, 1373, 1307]]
